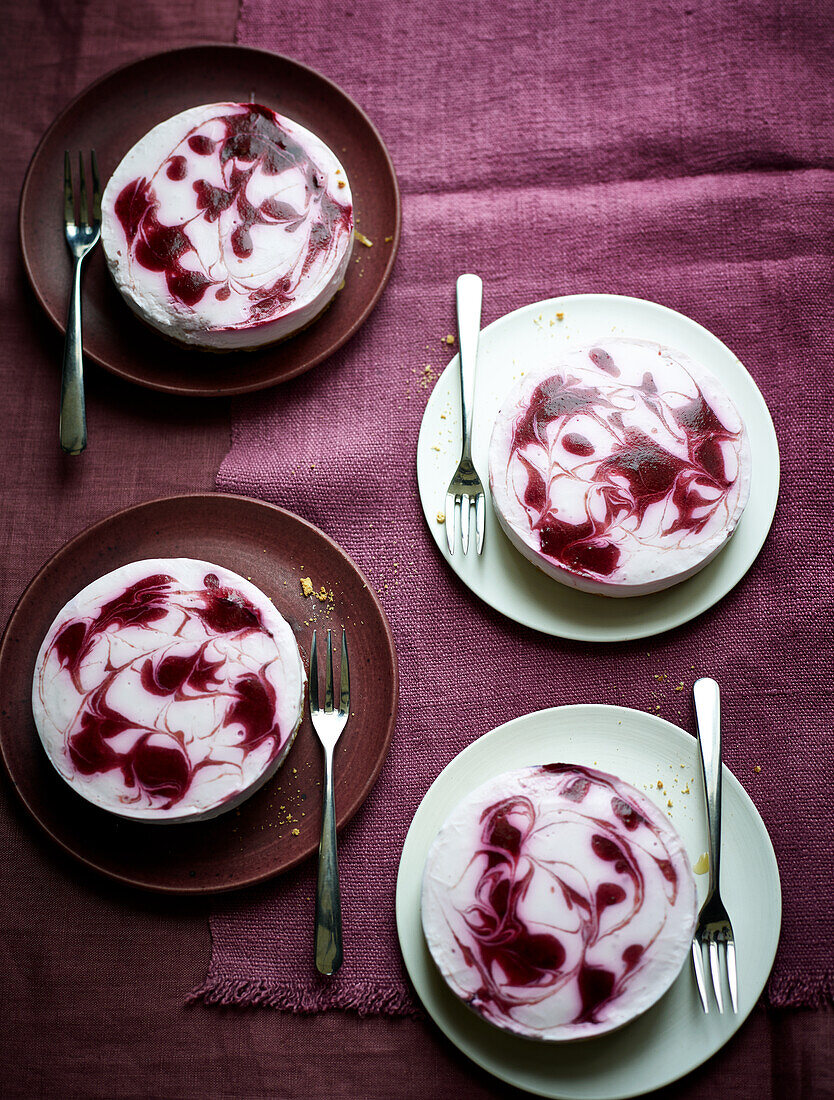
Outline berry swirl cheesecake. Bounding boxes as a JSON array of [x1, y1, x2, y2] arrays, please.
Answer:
[[32, 559, 305, 822], [101, 102, 354, 351], [421, 764, 697, 1040], [488, 338, 751, 596]]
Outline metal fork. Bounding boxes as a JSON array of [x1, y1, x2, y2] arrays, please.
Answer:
[[309, 628, 350, 976], [691, 677, 738, 1014], [445, 273, 486, 556], [61, 151, 101, 455]]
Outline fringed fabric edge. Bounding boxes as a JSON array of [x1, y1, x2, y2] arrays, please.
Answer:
[[767, 970, 834, 1010], [189, 974, 423, 1017]]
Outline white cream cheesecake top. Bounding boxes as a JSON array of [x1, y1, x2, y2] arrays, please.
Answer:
[[101, 102, 354, 349], [32, 559, 305, 822], [488, 338, 751, 596], [421, 764, 697, 1041]]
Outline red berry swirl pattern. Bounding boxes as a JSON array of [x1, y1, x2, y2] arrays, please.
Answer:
[[32, 560, 305, 821], [421, 764, 697, 1039]]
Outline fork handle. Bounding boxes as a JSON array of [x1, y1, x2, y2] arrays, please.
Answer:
[[60, 257, 87, 455], [694, 677, 723, 901], [315, 745, 343, 975], [456, 273, 483, 462]]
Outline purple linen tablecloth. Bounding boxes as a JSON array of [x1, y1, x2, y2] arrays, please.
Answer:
[[191, 0, 834, 1014], [2, 3, 832, 1098]]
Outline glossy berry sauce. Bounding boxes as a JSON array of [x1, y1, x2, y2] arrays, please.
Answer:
[[463, 766, 677, 1024], [503, 344, 746, 582], [113, 103, 352, 320], [422, 763, 696, 1039], [42, 568, 288, 813]]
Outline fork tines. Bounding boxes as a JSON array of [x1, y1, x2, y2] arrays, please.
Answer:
[[692, 924, 738, 1014], [445, 480, 485, 557], [309, 627, 350, 716], [64, 150, 101, 230]]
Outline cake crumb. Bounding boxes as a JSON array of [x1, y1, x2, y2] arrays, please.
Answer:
[[291, 828, 300, 836], [754, 764, 762, 774], [419, 363, 436, 389], [436, 511, 445, 523], [300, 577, 314, 597], [556, 311, 564, 320], [656, 780, 664, 789], [443, 334, 455, 345], [384, 235, 393, 242], [667, 799, 673, 808], [355, 231, 373, 247], [338, 180, 346, 189]]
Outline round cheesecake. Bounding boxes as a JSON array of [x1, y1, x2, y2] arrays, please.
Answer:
[[101, 102, 354, 351], [32, 559, 305, 823], [421, 764, 697, 1041], [488, 338, 752, 596]]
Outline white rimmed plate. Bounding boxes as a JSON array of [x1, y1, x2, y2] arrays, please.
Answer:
[[416, 295, 779, 641], [395, 705, 781, 1100]]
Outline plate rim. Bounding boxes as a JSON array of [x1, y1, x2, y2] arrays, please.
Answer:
[[416, 292, 780, 642], [395, 702, 782, 1100], [18, 42, 402, 397], [0, 491, 400, 894]]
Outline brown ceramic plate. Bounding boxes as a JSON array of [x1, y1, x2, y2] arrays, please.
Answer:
[[0, 494, 398, 893], [19, 45, 401, 396]]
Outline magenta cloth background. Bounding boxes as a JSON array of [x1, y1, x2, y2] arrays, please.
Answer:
[[194, 0, 834, 1014]]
